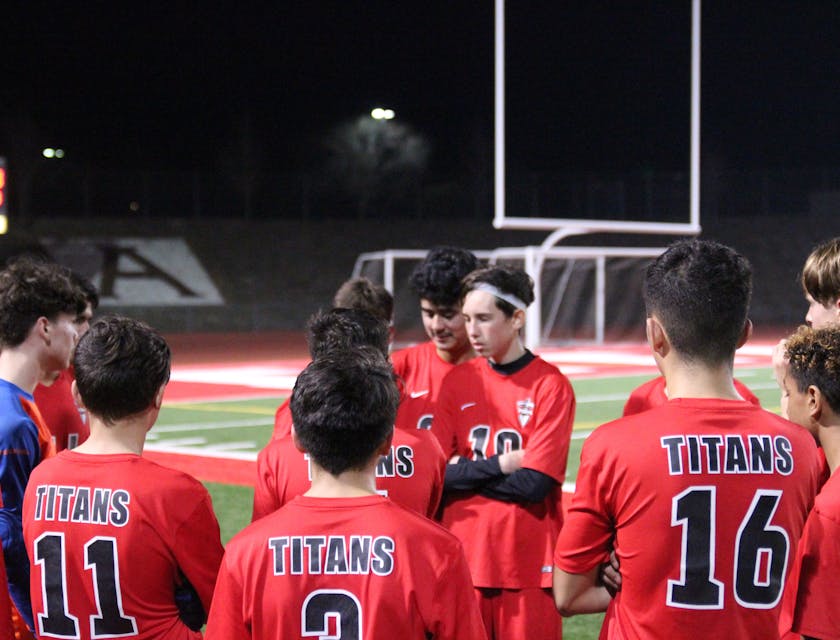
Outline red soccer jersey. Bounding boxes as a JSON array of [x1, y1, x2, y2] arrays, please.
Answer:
[[23, 451, 225, 640], [34, 368, 90, 452], [555, 398, 821, 640], [206, 494, 487, 640], [623, 375, 761, 416], [272, 398, 292, 440], [253, 428, 446, 520], [391, 341, 463, 434], [436, 356, 575, 589], [779, 468, 840, 639]]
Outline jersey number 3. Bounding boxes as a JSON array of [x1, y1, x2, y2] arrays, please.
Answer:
[[667, 487, 788, 610], [34, 533, 138, 638]]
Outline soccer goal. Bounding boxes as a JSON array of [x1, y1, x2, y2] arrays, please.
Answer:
[[352, 246, 665, 348]]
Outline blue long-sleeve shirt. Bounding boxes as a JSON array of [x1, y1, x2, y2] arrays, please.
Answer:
[[0, 379, 45, 631]]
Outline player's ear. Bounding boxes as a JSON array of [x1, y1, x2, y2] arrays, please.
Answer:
[[70, 380, 85, 409], [808, 385, 823, 422], [646, 316, 669, 358], [736, 319, 753, 349], [153, 383, 166, 410], [511, 309, 526, 332]]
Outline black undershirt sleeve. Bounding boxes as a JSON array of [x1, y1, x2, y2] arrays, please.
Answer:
[[443, 457, 557, 503], [480, 468, 557, 503], [443, 456, 504, 491]]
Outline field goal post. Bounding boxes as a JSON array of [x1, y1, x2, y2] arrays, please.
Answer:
[[352, 245, 670, 349]]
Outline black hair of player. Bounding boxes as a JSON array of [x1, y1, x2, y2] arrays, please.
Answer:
[[0, 256, 86, 348], [461, 266, 535, 317], [306, 308, 390, 360], [291, 347, 399, 476], [409, 246, 479, 307], [70, 271, 100, 310], [785, 325, 840, 415], [74, 316, 171, 424], [643, 239, 752, 366], [333, 277, 393, 324]]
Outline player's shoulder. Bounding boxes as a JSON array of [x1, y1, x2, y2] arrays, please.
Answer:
[[813, 473, 840, 522], [132, 455, 213, 499], [629, 376, 664, 396], [391, 342, 430, 369], [392, 427, 446, 457]]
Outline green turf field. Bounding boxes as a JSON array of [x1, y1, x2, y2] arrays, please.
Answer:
[[158, 366, 781, 640]]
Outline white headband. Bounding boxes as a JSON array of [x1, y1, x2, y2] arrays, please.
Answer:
[[470, 282, 528, 311]]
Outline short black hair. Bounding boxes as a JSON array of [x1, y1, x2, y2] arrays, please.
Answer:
[[291, 347, 398, 475], [643, 239, 752, 366], [785, 325, 840, 415], [306, 308, 390, 360], [461, 266, 535, 317], [409, 246, 479, 307], [332, 277, 393, 323], [0, 256, 86, 347], [74, 316, 171, 423], [71, 271, 100, 310]]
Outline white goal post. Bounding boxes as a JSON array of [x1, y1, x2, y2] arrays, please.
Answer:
[[352, 245, 666, 348]]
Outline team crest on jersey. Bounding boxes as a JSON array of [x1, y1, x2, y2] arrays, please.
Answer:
[[517, 398, 534, 427]]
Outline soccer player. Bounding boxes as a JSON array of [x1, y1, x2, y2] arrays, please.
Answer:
[[436, 265, 575, 640], [778, 326, 840, 639], [0, 256, 86, 632], [553, 239, 821, 639], [23, 316, 224, 640], [34, 272, 99, 452], [272, 277, 393, 441], [774, 237, 840, 418], [207, 348, 486, 640], [254, 308, 445, 520], [391, 246, 479, 435]]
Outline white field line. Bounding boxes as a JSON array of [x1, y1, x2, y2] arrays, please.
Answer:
[[153, 418, 273, 433]]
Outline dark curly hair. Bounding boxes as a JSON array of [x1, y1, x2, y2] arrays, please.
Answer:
[[0, 256, 86, 347], [409, 246, 479, 307], [785, 325, 840, 415], [306, 308, 389, 360]]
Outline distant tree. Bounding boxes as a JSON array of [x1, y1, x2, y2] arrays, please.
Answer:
[[324, 115, 430, 218]]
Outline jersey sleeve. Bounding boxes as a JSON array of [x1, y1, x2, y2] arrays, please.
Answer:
[[173, 488, 225, 616], [429, 371, 459, 458], [272, 400, 293, 441], [553, 430, 614, 574], [622, 377, 662, 417], [204, 550, 250, 640], [0, 415, 41, 630], [426, 541, 489, 640], [422, 433, 446, 519], [789, 509, 840, 638], [520, 373, 575, 483], [252, 443, 282, 522]]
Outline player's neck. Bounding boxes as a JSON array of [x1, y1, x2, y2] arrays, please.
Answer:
[[306, 463, 379, 499], [817, 414, 840, 474], [0, 346, 41, 394], [661, 359, 742, 401], [74, 416, 149, 456]]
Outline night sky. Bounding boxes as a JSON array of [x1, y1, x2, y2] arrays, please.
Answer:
[[2, 2, 840, 176]]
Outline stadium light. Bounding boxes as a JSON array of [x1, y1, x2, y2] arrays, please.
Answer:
[[42, 148, 65, 159], [370, 107, 395, 120]]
